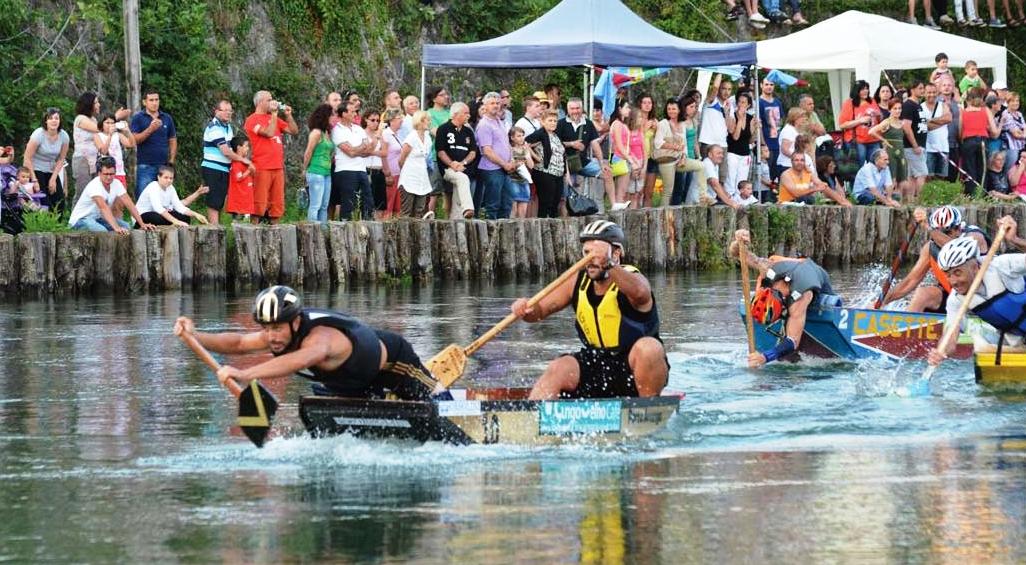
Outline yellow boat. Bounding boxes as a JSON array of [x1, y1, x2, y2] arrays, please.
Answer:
[[974, 344, 1026, 385]]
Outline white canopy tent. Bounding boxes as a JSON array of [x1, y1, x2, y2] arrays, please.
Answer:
[[756, 10, 1008, 125]]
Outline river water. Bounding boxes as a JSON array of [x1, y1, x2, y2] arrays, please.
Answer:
[[0, 270, 1023, 563]]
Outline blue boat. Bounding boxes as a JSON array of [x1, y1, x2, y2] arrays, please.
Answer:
[[738, 300, 973, 361]]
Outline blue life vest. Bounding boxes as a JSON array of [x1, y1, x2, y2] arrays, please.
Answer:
[[970, 278, 1026, 337]]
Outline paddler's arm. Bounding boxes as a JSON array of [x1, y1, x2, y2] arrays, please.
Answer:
[[882, 242, 931, 305], [173, 316, 268, 353], [218, 326, 348, 384], [511, 274, 575, 323], [729, 229, 772, 275], [748, 291, 812, 368], [607, 265, 653, 312], [997, 216, 1025, 251]]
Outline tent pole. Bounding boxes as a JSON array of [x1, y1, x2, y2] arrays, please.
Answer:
[[754, 65, 762, 190], [588, 66, 595, 115], [420, 66, 426, 109]]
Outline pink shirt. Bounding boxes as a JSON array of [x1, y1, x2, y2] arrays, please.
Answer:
[[384, 126, 403, 175], [628, 128, 645, 162]]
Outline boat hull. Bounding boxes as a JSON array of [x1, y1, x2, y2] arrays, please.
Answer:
[[974, 348, 1026, 385], [739, 300, 973, 361], [299, 388, 681, 445]]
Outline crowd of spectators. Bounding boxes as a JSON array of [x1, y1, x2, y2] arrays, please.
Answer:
[[1, 44, 1023, 237]]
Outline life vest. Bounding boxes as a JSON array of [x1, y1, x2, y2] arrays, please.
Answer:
[[572, 266, 660, 353], [970, 279, 1026, 337], [927, 225, 990, 294], [281, 308, 383, 386]]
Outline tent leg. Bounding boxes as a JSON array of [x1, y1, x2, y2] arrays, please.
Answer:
[[420, 66, 426, 109], [588, 66, 595, 115], [753, 65, 762, 189]]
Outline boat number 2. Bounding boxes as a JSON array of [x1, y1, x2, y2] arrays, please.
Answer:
[[482, 413, 500, 444], [838, 310, 848, 330]]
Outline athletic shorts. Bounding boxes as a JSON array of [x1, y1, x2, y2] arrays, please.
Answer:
[[201, 167, 229, 211], [253, 168, 285, 218], [562, 348, 639, 398], [924, 285, 949, 314]]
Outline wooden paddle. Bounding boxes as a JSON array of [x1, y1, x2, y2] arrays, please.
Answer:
[[178, 330, 279, 448], [922, 224, 1010, 383], [873, 220, 918, 309], [428, 252, 596, 388], [738, 238, 756, 354]]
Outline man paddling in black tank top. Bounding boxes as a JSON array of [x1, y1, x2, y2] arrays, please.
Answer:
[[173, 286, 448, 401]]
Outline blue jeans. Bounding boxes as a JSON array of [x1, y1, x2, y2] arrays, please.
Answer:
[[478, 169, 514, 219], [136, 163, 159, 199], [305, 172, 331, 223], [762, 0, 800, 13], [856, 142, 881, 167], [72, 216, 131, 232], [332, 170, 373, 220]]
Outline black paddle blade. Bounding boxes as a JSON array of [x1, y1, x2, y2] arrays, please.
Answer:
[[237, 381, 279, 448]]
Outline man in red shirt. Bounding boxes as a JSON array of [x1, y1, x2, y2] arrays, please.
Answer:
[[244, 90, 299, 224]]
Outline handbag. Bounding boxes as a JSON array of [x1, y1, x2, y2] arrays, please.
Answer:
[[297, 185, 310, 209], [564, 125, 584, 174], [610, 155, 630, 177], [565, 184, 598, 216], [652, 125, 684, 164]]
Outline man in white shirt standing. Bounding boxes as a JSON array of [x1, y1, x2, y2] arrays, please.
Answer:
[[922, 82, 952, 180], [331, 101, 373, 221], [68, 156, 154, 233], [699, 76, 736, 188], [515, 96, 543, 137]]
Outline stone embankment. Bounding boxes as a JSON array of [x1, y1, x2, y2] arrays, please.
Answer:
[[1, 205, 1022, 296]]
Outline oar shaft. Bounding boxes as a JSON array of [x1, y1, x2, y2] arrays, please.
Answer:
[[738, 240, 756, 354], [874, 221, 918, 309], [464, 253, 594, 357], [929, 225, 1009, 377], [179, 330, 245, 398]]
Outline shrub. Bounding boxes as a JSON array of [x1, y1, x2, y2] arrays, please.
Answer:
[[21, 210, 69, 233]]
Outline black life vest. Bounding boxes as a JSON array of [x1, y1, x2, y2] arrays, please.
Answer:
[[279, 308, 382, 385]]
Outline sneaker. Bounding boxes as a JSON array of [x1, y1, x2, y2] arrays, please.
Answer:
[[749, 11, 770, 23], [748, 19, 767, 29], [971, 18, 987, 26], [957, 18, 968, 26], [906, 16, 919, 25], [988, 17, 1007, 27], [610, 201, 631, 212], [725, 5, 743, 20], [938, 14, 954, 24], [422, 210, 435, 220], [769, 10, 788, 23], [923, 17, 941, 29]]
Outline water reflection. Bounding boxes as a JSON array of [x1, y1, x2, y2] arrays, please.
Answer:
[[0, 272, 1023, 563]]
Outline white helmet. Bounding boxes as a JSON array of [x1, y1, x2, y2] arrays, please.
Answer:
[[929, 206, 963, 231], [937, 236, 980, 271]]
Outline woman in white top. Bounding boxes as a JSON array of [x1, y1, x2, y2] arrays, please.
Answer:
[[72, 93, 130, 196], [23, 107, 71, 211], [398, 110, 433, 218], [135, 165, 209, 227], [776, 108, 808, 170], [94, 114, 136, 188]]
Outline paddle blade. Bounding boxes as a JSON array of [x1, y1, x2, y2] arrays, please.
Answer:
[[237, 381, 279, 448], [427, 344, 467, 388]]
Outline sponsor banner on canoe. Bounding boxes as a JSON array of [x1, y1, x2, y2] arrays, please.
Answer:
[[437, 400, 483, 417], [539, 400, 622, 434], [332, 416, 412, 429]]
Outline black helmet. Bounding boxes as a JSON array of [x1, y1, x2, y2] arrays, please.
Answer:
[[253, 286, 302, 324], [579, 220, 625, 251]]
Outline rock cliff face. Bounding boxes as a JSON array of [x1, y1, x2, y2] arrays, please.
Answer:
[[3, 1, 1022, 195]]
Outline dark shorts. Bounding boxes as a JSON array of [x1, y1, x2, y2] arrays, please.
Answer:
[[311, 330, 437, 401], [562, 348, 639, 399], [201, 167, 229, 211], [646, 158, 659, 174]]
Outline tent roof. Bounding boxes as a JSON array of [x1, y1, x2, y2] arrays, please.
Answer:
[[422, 0, 756, 69], [756, 10, 1007, 79]]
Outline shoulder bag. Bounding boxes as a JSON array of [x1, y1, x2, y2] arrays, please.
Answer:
[[565, 184, 598, 216]]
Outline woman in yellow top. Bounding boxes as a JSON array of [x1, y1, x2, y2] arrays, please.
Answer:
[[637, 94, 660, 208]]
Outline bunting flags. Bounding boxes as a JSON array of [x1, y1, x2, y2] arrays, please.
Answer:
[[594, 66, 670, 117]]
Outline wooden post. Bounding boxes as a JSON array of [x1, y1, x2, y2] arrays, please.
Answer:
[[123, 0, 141, 110]]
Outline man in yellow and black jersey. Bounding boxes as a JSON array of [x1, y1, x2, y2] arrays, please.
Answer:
[[511, 220, 668, 400]]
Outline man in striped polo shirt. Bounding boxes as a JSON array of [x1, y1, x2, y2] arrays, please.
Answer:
[[201, 100, 252, 224]]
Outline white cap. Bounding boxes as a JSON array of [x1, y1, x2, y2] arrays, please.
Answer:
[[992, 80, 1008, 90]]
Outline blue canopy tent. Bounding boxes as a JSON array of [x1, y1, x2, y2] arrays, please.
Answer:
[[420, 0, 757, 107]]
